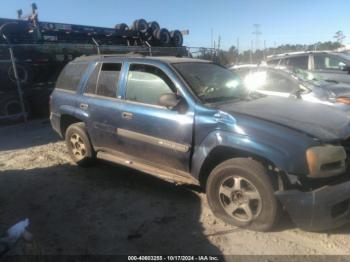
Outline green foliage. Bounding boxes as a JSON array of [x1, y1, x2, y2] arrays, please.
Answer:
[[334, 31, 346, 44]]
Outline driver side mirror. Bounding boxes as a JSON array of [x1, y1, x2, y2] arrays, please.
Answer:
[[159, 93, 180, 109]]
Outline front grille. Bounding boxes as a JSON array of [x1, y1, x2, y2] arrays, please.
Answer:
[[300, 173, 350, 191]]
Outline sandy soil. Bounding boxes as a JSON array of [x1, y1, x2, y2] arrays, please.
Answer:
[[1, 120, 350, 257]]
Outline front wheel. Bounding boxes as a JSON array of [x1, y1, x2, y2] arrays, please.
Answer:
[[206, 158, 280, 231]]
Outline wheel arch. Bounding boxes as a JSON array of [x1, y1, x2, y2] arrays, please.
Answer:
[[60, 114, 85, 138], [192, 131, 292, 190]]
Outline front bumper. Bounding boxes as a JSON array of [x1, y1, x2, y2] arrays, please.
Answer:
[[276, 179, 350, 231]]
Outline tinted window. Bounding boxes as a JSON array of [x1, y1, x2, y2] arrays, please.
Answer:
[[314, 54, 347, 70], [96, 63, 122, 98], [85, 63, 101, 94], [55, 63, 88, 91], [126, 64, 174, 105], [287, 56, 308, 69]]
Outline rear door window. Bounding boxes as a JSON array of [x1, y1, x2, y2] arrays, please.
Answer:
[[96, 63, 122, 98], [55, 63, 89, 91]]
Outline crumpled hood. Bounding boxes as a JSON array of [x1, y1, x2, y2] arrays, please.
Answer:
[[217, 96, 350, 141]]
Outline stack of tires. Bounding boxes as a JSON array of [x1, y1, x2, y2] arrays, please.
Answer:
[[115, 19, 183, 47]]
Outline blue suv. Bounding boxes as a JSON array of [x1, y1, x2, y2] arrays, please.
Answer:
[[50, 55, 350, 231]]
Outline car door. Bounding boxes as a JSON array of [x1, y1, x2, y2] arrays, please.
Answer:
[[82, 61, 125, 151], [116, 62, 194, 173], [312, 53, 350, 84]]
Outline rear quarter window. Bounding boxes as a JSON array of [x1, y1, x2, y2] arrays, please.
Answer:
[[55, 62, 89, 91]]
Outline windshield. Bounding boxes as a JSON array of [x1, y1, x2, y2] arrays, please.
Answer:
[[292, 68, 330, 86], [173, 62, 246, 103]]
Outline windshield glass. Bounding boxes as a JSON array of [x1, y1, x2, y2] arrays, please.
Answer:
[[292, 68, 330, 86], [173, 62, 246, 103]]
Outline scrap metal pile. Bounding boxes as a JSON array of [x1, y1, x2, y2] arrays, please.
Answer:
[[0, 3, 184, 47], [0, 3, 187, 122]]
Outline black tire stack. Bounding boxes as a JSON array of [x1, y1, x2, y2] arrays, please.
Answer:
[[116, 18, 183, 47]]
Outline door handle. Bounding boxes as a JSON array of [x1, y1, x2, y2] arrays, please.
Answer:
[[80, 103, 88, 110], [122, 112, 133, 120]]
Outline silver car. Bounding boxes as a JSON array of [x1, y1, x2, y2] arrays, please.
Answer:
[[231, 65, 350, 112]]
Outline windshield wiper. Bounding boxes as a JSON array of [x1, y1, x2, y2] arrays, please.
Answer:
[[325, 79, 339, 84], [204, 96, 243, 103]]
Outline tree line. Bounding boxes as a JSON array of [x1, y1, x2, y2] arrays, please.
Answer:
[[196, 41, 344, 66]]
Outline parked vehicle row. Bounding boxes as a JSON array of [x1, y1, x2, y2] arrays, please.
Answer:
[[231, 64, 350, 112], [266, 51, 350, 84], [51, 54, 350, 232]]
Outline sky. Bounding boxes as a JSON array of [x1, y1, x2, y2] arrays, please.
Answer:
[[1, 0, 349, 51]]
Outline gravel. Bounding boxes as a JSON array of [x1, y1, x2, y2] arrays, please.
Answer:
[[1, 120, 350, 256]]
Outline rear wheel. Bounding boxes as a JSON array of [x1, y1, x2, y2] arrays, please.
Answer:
[[65, 123, 95, 166], [206, 158, 280, 231]]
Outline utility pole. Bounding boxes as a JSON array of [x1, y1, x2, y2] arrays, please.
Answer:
[[218, 35, 221, 51], [211, 28, 214, 49], [252, 24, 262, 52], [250, 40, 253, 64], [236, 37, 240, 64]]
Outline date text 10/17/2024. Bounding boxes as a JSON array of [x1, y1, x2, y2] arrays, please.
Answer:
[[128, 256, 221, 261]]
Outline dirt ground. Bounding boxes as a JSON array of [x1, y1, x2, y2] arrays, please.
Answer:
[[1, 120, 350, 257]]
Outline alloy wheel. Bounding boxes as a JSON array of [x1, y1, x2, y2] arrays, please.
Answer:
[[218, 175, 262, 222]]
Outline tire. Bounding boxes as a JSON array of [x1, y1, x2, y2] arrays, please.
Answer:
[[148, 21, 160, 33], [206, 158, 280, 231], [0, 94, 30, 123], [7, 64, 32, 84], [153, 28, 171, 46], [115, 23, 129, 31], [65, 122, 95, 167], [170, 30, 183, 47], [132, 19, 149, 34]]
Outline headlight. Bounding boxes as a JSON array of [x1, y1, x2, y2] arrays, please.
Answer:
[[336, 97, 350, 105], [306, 145, 347, 178]]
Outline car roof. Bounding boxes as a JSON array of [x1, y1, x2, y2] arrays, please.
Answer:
[[73, 54, 210, 64], [266, 51, 345, 61]]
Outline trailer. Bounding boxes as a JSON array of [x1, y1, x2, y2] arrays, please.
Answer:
[[0, 3, 187, 123]]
